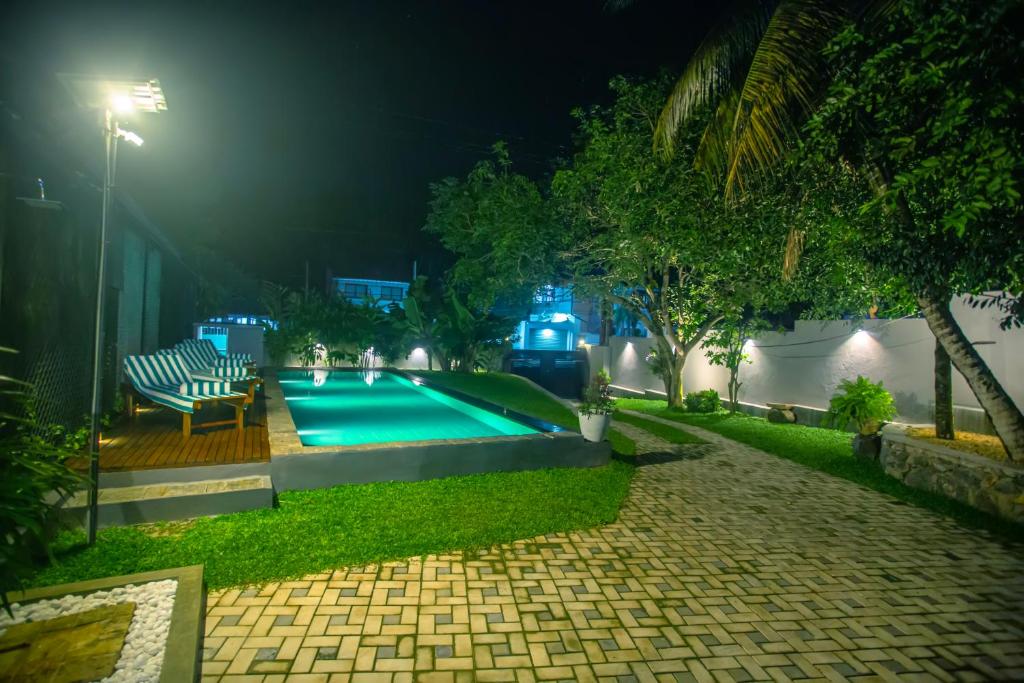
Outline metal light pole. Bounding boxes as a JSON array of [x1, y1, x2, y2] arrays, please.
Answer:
[[58, 75, 167, 543]]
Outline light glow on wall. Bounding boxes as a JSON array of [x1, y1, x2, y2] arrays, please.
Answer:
[[540, 328, 556, 338], [852, 329, 873, 344]]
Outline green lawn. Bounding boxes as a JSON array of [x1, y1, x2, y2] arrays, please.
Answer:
[[37, 462, 633, 590], [616, 399, 1024, 541], [33, 371, 635, 589]]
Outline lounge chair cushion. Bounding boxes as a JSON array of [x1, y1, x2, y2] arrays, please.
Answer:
[[124, 354, 245, 414]]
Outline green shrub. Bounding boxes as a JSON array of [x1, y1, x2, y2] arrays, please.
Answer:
[[684, 389, 721, 413], [1, 348, 84, 612], [823, 376, 897, 435]]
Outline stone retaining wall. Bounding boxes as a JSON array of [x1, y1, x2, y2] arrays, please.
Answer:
[[879, 424, 1024, 523]]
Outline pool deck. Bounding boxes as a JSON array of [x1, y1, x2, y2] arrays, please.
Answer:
[[79, 395, 270, 473]]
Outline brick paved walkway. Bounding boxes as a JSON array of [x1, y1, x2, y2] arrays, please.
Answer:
[[202, 416, 1024, 682]]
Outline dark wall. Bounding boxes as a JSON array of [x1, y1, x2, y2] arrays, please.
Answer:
[[1, 108, 196, 429]]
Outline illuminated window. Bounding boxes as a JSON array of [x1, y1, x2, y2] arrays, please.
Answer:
[[379, 285, 405, 301], [342, 283, 369, 298]]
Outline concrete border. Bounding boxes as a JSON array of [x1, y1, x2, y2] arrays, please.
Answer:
[[264, 368, 610, 491], [5, 565, 205, 683]]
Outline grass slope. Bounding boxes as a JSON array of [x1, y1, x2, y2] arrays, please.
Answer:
[[616, 399, 1024, 541], [414, 371, 636, 456], [33, 372, 636, 590], [613, 411, 705, 445]]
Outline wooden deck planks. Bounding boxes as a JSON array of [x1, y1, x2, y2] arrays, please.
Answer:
[[85, 397, 270, 472]]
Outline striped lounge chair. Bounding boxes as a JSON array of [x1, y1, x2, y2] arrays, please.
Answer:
[[123, 354, 248, 439], [177, 339, 254, 367], [157, 348, 262, 405]]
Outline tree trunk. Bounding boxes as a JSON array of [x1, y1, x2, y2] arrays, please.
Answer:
[[663, 352, 685, 409], [934, 337, 954, 440], [918, 292, 1024, 461], [599, 299, 611, 346], [728, 367, 740, 415]]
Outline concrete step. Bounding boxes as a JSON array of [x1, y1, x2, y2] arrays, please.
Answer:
[[98, 460, 271, 488], [63, 475, 274, 528]]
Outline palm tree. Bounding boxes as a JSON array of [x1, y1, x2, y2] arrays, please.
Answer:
[[653, 0, 889, 201]]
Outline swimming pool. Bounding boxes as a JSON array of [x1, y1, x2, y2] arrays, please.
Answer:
[[278, 369, 541, 446]]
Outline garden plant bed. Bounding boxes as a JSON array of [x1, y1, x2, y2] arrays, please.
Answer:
[[906, 426, 1009, 462], [2, 566, 204, 682]]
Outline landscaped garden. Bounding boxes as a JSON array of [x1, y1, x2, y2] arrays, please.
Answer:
[[29, 374, 636, 590]]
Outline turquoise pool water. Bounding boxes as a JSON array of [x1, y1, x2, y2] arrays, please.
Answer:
[[278, 369, 540, 447]]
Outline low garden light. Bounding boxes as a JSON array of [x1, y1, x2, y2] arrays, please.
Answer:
[[58, 74, 168, 545]]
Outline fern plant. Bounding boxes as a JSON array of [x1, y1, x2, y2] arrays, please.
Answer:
[[823, 376, 897, 435]]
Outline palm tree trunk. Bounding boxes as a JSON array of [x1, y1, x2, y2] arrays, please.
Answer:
[[934, 337, 954, 440], [918, 293, 1024, 461]]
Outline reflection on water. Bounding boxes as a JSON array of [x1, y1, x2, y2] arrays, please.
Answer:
[[362, 370, 381, 387], [313, 368, 329, 387]]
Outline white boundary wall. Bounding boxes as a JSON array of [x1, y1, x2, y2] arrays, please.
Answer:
[[598, 297, 1023, 432]]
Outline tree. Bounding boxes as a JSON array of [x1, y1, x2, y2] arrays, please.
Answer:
[[803, 0, 1024, 459], [554, 77, 782, 407], [703, 315, 768, 414], [403, 276, 443, 371], [434, 288, 516, 373], [424, 143, 564, 312]]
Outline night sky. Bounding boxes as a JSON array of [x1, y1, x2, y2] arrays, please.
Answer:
[[1, 1, 721, 288]]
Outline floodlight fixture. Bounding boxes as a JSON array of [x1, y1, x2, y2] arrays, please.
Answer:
[[58, 74, 168, 114]]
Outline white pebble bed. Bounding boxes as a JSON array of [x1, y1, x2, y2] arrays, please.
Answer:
[[0, 579, 178, 682]]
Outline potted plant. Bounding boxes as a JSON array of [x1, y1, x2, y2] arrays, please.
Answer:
[[578, 370, 614, 442], [823, 376, 897, 461]]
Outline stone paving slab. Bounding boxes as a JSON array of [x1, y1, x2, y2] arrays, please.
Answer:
[[202, 418, 1024, 682]]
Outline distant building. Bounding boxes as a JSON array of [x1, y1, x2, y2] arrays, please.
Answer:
[[512, 285, 602, 351], [332, 277, 409, 307]]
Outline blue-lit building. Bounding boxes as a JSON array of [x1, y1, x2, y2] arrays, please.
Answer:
[[332, 277, 409, 307], [512, 285, 601, 351]]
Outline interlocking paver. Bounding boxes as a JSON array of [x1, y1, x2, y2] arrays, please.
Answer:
[[203, 416, 1024, 680]]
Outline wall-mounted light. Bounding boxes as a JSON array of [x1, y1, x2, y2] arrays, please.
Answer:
[[540, 328, 556, 338], [743, 339, 756, 352]]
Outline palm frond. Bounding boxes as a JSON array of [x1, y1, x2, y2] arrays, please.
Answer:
[[654, 0, 778, 159], [782, 226, 805, 281], [721, 0, 849, 196], [694, 89, 741, 175]]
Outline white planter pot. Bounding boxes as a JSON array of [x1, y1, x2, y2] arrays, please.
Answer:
[[578, 412, 612, 443]]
